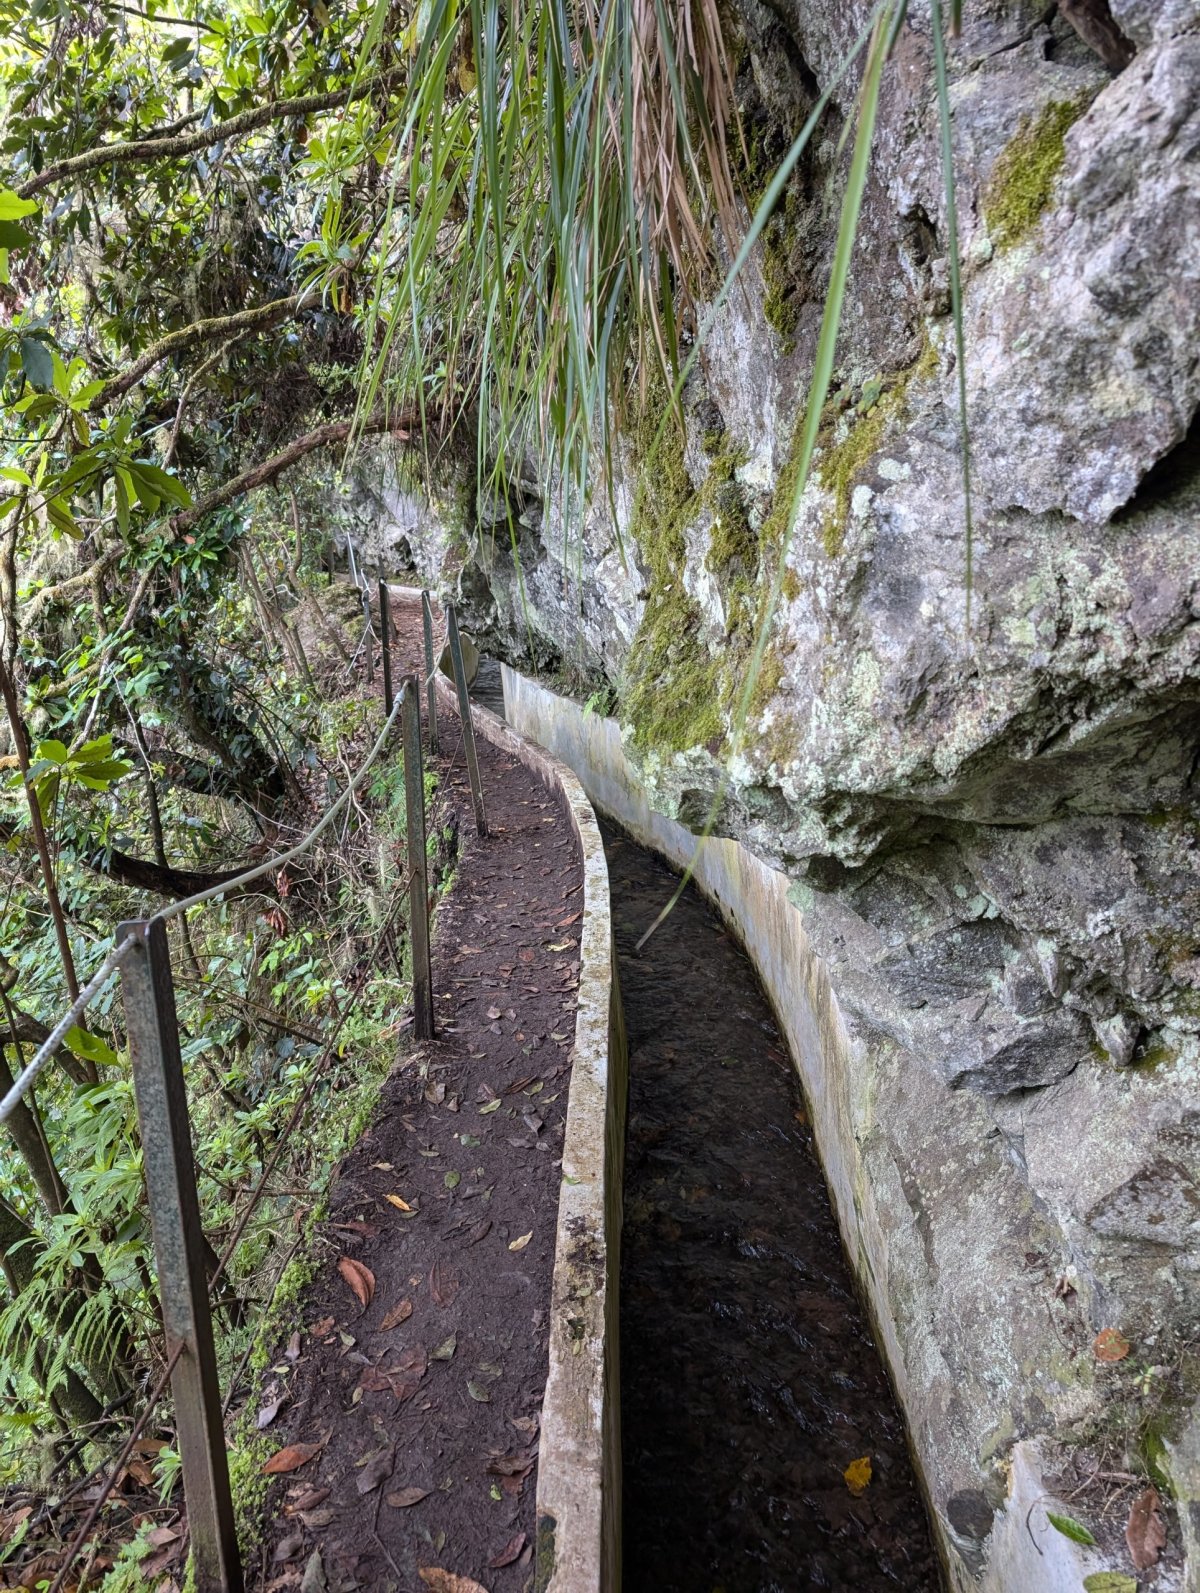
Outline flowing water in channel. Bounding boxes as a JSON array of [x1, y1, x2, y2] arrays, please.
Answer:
[[604, 820, 940, 1592]]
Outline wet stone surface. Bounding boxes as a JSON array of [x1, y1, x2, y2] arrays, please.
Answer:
[[605, 821, 940, 1592]]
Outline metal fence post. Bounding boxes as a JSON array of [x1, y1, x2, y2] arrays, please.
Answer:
[[116, 918, 242, 1593], [362, 584, 375, 685], [445, 604, 487, 838], [421, 590, 439, 756], [378, 580, 393, 718], [400, 682, 434, 1039]]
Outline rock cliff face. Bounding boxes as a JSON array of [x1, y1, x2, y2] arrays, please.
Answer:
[[362, 1, 1200, 1583]]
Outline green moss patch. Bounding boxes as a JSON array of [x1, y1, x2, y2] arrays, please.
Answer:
[[983, 97, 1090, 252], [623, 401, 724, 754]]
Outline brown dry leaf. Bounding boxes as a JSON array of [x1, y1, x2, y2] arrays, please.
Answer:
[[387, 1487, 432, 1508], [330, 1219, 380, 1238], [430, 1259, 460, 1308], [489, 1531, 526, 1569], [309, 1316, 335, 1337], [263, 1441, 324, 1476], [355, 1450, 394, 1494], [337, 1256, 376, 1309], [385, 1194, 412, 1212], [285, 1486, 330, 1514], [298, 1507, 335, 1529], [257, 1395, 287, 1429], [358, 1345, 428, 1402], [381, 1298, 414, 1330], [1094, 1327, 1131, 1363], [508, 1231, 533, 1252], [418, 1571, 489, 1593], [1126, 1485, 1167, 1570]]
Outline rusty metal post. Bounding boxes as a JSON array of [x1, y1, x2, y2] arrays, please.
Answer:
[[445, 604, 487, 838], [378, 580, 393, 718], [116, 918, 242, 1593], [400, 682, 434, 1039], [421, 590, 439, 756]]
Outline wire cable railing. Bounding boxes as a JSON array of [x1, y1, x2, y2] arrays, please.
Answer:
[[1, 586, 486, 1593]]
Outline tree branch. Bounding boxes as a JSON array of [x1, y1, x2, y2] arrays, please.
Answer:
[[171, 411, 416, 533], [18, 73, 401, 199], [94, 293, 306, 407]]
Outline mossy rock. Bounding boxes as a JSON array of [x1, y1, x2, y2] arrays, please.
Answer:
[[983, 97, 1092, 252]]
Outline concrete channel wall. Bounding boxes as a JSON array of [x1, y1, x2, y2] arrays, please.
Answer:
[[432, 675, 627, 1593], [500, 665, 1113, 1593]]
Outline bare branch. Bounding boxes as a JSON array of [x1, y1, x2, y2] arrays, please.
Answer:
[[94, 293, 305, 407], [171, 412, 417, 533], [18, 73, 401, 199]]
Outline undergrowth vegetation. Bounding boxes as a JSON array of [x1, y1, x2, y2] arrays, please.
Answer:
[[0, 524, 423, 1518]]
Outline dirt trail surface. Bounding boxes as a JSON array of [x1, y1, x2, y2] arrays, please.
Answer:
[[604, 820, 940, 1592], [257, 597, 582, 1591]]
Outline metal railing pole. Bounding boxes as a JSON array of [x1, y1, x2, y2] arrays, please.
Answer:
[[362, 584, 375, 684], [116, 919, 242, 1593], [400, 682, 434, 1039], [445, 604, 487, 838], [421, 590, 439, 756], [378, 580, 393, 718]]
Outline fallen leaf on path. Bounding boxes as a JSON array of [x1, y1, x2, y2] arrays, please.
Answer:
[[430, 1260, 460, 1307], [330, 1220, 380, 1238], [298, 1507, 334, 1529], [1047, 1510, 1096, 1546], [1094, 1328, 1131, 1363], [309, 1316, 335, 1337], [355, 1450, 394, 1493], [263, 1441, 324, 1476], [274, 1528, 305, 1563], [1126, 1485, 1166, 1569], [467, 1380, 491, 1402], [508, 1231, 533, 1252], [387, 1486, 432, 1508], [257, 1395, 286, 1429], [431, 1334, 457, 1361], [418, 1570, 489, 1593], [299, 1548, 327, 1593], [380, 1298, 414, 1330], [843, 1456, 872, 1496], [385, 1194, 412, 1211], [486, 1007, 503, 1020], [478, 1098, 501, 1115], [489, 1532, 526, 1568], [358, 1345, 428, 1402], [337, 1257, 375, 1309], [284, 1486, 329, 1513], [464, 1219, 492, 1246]]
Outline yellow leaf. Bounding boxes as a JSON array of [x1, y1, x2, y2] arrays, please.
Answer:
[[508, 1231, 533, 1252], [385, 1194, 412, 1211], [843, 1455, 872, 1496]]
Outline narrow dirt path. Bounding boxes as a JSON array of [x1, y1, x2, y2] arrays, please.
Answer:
[[605, 820, 940, 1592], [257, 599, 582, 1591]]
